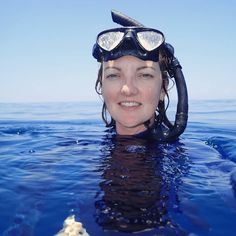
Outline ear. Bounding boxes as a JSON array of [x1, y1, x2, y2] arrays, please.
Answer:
[[160, 78, 169, 101], [160, 88, 165, 101]]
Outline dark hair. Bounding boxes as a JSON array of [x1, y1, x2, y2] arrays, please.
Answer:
[[95, 49, 170, 127]]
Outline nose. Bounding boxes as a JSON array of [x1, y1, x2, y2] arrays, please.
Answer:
[[120, 78, 138, 96]]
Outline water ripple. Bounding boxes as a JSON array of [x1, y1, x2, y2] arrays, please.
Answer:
[[0, 101, 236, 236]]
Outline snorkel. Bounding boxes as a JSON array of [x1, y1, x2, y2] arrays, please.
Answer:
[[93, 10, 188, 142]]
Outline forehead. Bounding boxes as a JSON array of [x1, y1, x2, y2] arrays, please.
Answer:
[[103, 55, 158, 69]]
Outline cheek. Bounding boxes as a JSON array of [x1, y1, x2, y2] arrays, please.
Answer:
[[101, 83, 117, 103], [144, 81, 162, 104]]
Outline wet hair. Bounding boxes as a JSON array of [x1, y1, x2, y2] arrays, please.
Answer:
[[95, 49, 170, 127]]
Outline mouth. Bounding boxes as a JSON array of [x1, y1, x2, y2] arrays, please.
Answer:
[[118, 101, 142, 108]]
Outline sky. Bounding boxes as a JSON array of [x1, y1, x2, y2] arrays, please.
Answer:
[[0, 0, 236, 103]]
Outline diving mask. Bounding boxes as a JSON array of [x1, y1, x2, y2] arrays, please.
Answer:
[[93, 27, 165, 62]]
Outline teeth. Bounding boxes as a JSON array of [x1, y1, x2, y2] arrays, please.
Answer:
[[120, 101, 140, 107]]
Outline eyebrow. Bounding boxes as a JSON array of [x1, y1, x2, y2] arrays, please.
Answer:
[[137, 66, 156, 71], [104, 66, 121, 72]]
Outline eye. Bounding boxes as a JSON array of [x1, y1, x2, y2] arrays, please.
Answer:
[[138, 73, 154, 79], [105, 73, 120, 80]]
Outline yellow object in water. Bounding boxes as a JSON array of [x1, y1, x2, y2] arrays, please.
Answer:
[[55, 215, 89, 236]]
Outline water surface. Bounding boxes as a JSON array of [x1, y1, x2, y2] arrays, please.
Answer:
[[0, 100, 236, 236]]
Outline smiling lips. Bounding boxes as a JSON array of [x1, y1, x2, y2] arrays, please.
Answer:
[[118, 101, 142, 108]]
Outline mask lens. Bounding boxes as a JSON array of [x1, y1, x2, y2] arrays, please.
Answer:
[[98, 31, 124, 51], [137, 31, 164, 51]]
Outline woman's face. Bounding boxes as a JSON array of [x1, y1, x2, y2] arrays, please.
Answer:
[[101, 55, 163, 135]]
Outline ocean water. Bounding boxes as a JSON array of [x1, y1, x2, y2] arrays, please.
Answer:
[[0, 100, 236, 236]]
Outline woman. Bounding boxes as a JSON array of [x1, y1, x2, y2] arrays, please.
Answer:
[[93, 11, 188, 141]]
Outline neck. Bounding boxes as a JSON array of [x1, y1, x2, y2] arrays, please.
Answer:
[[116, 116, 155, 136]]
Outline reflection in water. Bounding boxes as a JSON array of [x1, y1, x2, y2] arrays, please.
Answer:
[[95, 132, 190, 233]]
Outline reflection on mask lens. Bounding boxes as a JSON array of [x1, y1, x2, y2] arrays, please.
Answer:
[[98, 32, 124, 51], [137, 31, 164, 51]]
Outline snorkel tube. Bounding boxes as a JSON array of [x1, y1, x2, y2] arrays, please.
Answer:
[[111, 10, 188, 142]]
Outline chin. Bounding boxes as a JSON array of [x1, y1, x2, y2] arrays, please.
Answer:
[[118, 118, 141, 127], [117, 119, 147, 130]]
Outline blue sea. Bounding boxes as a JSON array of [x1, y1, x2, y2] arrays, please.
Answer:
[[0, 100, 236, 236]]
